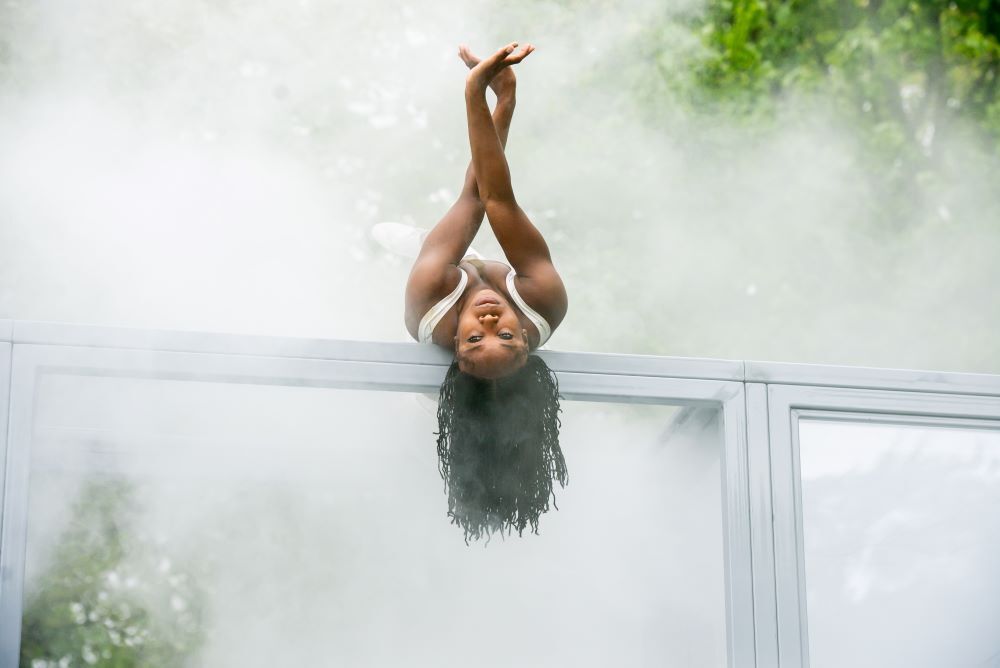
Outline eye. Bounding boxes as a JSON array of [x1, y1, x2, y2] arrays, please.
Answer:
[[466, 335, 483, 343], [499, 332, 514, 340]]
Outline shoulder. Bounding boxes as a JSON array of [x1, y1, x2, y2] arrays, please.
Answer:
[[508, 265, 568, 331], [404, 262, 465, 340]]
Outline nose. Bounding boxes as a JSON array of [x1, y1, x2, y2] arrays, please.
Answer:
[[479, 314, 499, 324]]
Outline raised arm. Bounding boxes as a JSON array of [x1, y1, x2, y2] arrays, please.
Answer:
[[462, 43, 567, 329], [404, 47, 522, 339], [412, 48, 517, 269], [464, 43, 557, 280]]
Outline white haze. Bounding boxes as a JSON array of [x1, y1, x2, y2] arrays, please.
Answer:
[[26, 375, 726, 666], [6, 2, 998, 665], [799, 421, 1000, 665], [0, 0, 997, 372]]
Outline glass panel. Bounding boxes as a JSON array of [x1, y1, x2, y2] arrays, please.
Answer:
[[799, 418, 1000, 668], [21, 372, 726, 667]]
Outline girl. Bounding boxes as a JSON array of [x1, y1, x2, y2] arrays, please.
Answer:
[[384, 42, 569, 541]]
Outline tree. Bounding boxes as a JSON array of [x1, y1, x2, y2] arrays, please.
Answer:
[[634, 0, 1000, 227], [20, 477, 204, 668]]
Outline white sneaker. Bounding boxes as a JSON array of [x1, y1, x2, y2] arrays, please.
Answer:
[[372, 222, 484, 260], [372, 222, 428, 258]]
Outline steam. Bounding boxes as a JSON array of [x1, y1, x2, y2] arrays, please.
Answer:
[[1, 0, 995, 370], [26, 377, 726, 666], [7, 2, 997, 665]]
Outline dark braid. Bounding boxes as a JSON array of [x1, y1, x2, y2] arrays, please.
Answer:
[[435, 355, 568, 543]]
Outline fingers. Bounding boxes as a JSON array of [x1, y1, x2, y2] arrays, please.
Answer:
[[488, 42, 534, 65], [461, 42, 535, 65], [463, 41, 535, 87], [502, 44, 534, 65], [457, 44, 478, 68], [484, 42, 519, 67]]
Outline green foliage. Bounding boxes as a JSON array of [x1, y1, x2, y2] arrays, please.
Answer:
[[627, 0, 1000, 228], [20, 477, 205, 668], [694, 0, 1000, 123]]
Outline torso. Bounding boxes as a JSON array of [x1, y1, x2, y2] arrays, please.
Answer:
[[406, 258, 547, 349]]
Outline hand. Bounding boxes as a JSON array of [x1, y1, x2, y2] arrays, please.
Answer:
[[465, 42, 534, 95], [459, 44, 517, 99]]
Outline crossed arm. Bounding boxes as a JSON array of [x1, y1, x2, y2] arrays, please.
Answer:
[[464, 98, 553, 279], [463, 44, 567, 325], [409, 94, 516, 271]]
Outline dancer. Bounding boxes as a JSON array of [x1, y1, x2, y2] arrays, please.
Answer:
[[385, 42, 568, 541]]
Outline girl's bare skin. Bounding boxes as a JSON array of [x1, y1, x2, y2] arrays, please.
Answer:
[[405, 43, 567, 379]]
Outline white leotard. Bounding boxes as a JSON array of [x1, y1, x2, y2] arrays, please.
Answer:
[[417, 268, 468, 344], [504, 269, 552, 346], [417, 267, 552, 347]]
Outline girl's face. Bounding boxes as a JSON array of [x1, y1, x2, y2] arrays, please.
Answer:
[[454, 289, 528, 378]]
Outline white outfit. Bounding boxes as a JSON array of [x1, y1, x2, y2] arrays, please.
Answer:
[[417, 268, 469, 344], [371, 222, 550, 347]]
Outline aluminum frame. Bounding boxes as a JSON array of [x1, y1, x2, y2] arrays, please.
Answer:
[[0, 321, 755, 667], [766, 383, 1000, 668], [0, 339, 10, 619], [3, 319, 1000, 666]]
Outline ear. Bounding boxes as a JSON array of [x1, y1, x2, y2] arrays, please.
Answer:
[[453, 335, 459, 350], [522, 329, 529, 343]]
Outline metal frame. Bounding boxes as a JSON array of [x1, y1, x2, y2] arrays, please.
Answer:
[[765, 384, 1000, 668], [0, 321, 755, 667], [0, 321, 11, 664], [1, 319, 999, 666], [745, 383, 778, 665]]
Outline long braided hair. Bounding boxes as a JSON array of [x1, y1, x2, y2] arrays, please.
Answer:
[[435, 354, 567, 542]]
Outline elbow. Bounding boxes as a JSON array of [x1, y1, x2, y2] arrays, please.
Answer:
[[481, 192, 517, 211]]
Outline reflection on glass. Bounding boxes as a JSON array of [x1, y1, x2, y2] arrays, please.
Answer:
[[22, 374, 726, 667], [800, 419, 1000, 668]]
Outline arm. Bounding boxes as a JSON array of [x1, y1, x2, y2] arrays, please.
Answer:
[[404, 67, 518, 339], [464, 43, 567, 326], [464, 44, 556, 279], [413, 94, 515, 268]]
